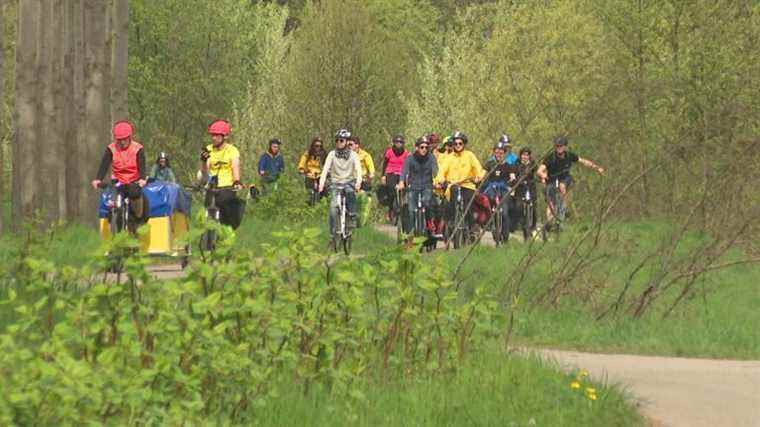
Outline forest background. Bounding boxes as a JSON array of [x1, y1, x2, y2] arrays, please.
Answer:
[[0, 0, 759, 245]]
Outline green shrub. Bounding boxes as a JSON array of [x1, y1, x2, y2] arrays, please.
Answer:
[[0, 224, 498, 424]]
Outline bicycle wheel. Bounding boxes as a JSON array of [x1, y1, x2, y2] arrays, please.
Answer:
[[522, 202, 534, 242], [396, 207, 404, 243], [342, 235, 352, 255], [493, 206, 503, 246], [415, 207, 425, 236]]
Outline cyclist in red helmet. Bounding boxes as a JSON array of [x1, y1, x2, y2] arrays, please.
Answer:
[[201, 119, 245, 229], [92, 120, 149, 221]]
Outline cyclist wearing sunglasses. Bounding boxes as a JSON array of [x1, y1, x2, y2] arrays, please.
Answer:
[[318, 129, 363, 238], [536, 136, 606, 222], [398, 136, 439, 235], [434, 131, 485, 229]]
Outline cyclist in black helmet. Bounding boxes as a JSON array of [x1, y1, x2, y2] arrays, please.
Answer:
[[536, 136, 605, 222], [150, 152, 177, 183]]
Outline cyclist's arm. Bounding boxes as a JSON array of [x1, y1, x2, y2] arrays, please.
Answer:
[[137, 148, 147, 180], [95, 147, 113, 181], [149, 164, 158, 180], [578, 157, 605, 174], [366, 153, 376, 177], [471, 153, 485, 183], [401, 158, 411, 186], [297, 153, 308, 173], [536, 164, 548, 181], [167, 168, 177, 183], [232, 157, 241, 183], [353, 154, 363, 189], [380, 152, 389, 176], [318, 152, 334, 190], [258, 155, 267, 176], [431, 155, 439, 179]]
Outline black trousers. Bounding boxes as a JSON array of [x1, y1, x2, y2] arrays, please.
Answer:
[[206, 188, 245, 230]]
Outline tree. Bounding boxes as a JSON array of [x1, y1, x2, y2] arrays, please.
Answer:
[[111, 0, 129, 122], [12, 0, 41, 224], [81, 0, 109, 221], [0, 0, 5, 234]]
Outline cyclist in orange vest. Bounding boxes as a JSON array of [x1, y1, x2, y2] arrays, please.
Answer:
[[91, 120, 148, 219]]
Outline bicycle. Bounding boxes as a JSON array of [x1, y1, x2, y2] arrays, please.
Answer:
[[394, 186, 407, 244], [490, 190, 505, 247], [329, 183, 353, 255], [519, 180, 537, 242], [195, 176, 242, 257], [542, 177, 566, 241], [440, 177, 479, 250], [446, 184, 468, 250], [305, 174, 322, 206], [99, 181, 136, 273]]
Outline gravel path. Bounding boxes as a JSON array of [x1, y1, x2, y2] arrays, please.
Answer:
[[532, 349, 760, 427]]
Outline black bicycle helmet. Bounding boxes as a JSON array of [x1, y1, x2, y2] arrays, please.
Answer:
[[269, 138, 282, 147], [415, 135, 429, 147], [335, 128, 352, 140], [392, 134, 405, 144], [498, 134, 512, 146], [554, 136, 569, 146], [156, 151, 169, 163], [493, 142, 507, 150], [452, 131, 468, 144]]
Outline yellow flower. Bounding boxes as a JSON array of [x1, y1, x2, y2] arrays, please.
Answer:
[[570, 381, 581, 389], [588, 393, 598, 401], [579, 370, 589, 378], [585, 387, 596, 394]]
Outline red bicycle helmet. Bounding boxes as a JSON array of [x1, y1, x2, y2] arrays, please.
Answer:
[[112, 120, 134, 140], [208, 119, 231, 136]]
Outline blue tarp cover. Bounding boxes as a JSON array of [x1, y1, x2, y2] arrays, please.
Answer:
[[99, 181, 191, 218]]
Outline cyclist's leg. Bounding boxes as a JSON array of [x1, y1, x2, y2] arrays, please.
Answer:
[[328, 187, 339, 238], [405, 189, 415, 233], [216, 189, 243, 229], [559, 175, 573, 218], [501, 190, 511, 240], [460, 187, 476, 229], [386, 174, 400, 217], [545, 184, 557, 223], [345, 185, 357, 217]]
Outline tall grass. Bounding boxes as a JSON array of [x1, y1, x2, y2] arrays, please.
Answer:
[[256, 351, 642, 427]]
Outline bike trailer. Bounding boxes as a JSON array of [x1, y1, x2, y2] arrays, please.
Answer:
[[98, 181, 192, 255]]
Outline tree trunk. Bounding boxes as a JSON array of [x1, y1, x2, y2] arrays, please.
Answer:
[[52, 0, 67, 221], [13, 0, 41, 226], [111, 0, 129, 122], [38, 0, 58, 224], [0, 1, 5, 234], [81, 0, 109, 222], [66, 0, 86, 222]]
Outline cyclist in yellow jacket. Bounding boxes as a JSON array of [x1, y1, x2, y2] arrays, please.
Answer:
[[298, 137, 326, 191], [349, 135, 375, 191], [434, 131, 485, 231]]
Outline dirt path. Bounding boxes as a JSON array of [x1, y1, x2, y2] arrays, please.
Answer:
[[530, 349, 760, 427], [373, 223, 529, 248]]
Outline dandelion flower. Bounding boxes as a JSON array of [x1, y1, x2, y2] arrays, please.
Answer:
[[588, 393, 598, 401], [585, 387, 596, 394], [570, 381, 581, 389], [579, 370, 589, 378]]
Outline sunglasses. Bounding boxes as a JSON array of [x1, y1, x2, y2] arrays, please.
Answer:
[[418, 145, 429, 150], [454, 142, 464, 146], [337, 138, 347, 143]]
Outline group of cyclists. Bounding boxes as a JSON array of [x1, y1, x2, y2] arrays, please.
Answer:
[[93, 118, 606, 249], [297, 128, 606, 248]]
